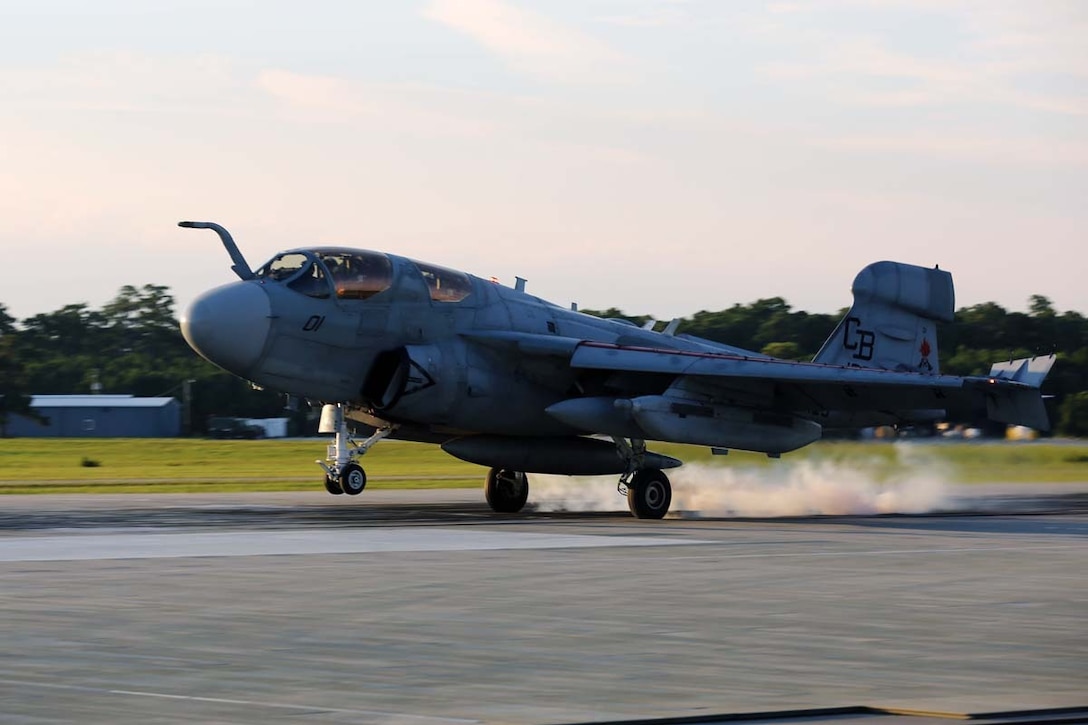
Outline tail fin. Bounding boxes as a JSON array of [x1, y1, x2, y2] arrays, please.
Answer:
[[814, 261, 954, 374]]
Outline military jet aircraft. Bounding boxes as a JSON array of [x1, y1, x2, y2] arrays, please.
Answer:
[[179, 221, 1054, 519]]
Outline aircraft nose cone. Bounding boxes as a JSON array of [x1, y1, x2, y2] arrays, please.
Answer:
[[181, 282, 271, 376]]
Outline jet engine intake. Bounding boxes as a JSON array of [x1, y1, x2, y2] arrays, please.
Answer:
[[362, 348, 411, 410], [362, 345, 443, 412]]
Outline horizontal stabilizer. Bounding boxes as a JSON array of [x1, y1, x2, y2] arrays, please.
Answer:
[[988, 355, 1056, 388], [973, 355, 1056, 431]]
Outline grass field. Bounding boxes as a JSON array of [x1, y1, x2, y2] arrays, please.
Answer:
[[0, 438, 1086, 494]]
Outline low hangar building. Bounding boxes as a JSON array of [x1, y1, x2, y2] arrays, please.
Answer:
[[7, 395, 181, 438]]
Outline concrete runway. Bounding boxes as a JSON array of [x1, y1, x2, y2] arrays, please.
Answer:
[[0, 486, 1085, 724]]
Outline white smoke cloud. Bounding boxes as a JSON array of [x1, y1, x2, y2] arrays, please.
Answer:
[[529, 444, 951, 517]]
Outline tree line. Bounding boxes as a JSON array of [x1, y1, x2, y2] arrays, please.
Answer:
[[1, 286, 1086, 436], [0, 286, 290, 436]]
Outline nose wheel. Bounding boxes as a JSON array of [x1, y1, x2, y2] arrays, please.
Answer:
[[317, 404, 393, 498], [485, 468, 529, 513], [340, 463, 367, 495]]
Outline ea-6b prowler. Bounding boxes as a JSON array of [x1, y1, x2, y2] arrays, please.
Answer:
[[179, 221, 1054, 518]]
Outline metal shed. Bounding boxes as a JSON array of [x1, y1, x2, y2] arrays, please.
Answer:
[[7, 395, 181, 438]]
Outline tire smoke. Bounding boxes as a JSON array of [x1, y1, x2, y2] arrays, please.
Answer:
[[529, 444, 951, 517]]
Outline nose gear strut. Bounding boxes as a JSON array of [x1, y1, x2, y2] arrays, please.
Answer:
[[317, 403, 395, 495]]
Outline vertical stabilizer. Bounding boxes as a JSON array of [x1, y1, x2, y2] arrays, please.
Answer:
[[813, 261, 953, 374]]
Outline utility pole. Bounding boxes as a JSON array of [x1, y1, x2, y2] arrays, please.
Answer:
[[182, 379, 195, 436]]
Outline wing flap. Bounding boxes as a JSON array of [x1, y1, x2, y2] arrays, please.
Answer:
[[571, 343, 1056, 430], [571, 342, 965, 390]]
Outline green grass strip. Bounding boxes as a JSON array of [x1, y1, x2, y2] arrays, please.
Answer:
[[0, 438, 1086, 494]]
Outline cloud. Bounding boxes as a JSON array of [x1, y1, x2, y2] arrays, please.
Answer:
[[254, 67, 661, 166], [595, 1, 690, 28], [814, 132, 1088, 167], [762, 35, 1088, 115], [0, 51, 254, 116], [254, 69, 500, 137], [754, 3, 1088, 116], [421, 0, 631, 83]]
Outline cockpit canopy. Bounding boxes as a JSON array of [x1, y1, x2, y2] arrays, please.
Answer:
[[413, 260, 473, 303], [257, 248, 474, 303], [317, 249, 394, 300], [257, 248, 394, 300]]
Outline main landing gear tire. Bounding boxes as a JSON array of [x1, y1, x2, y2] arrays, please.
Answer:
[[324, 475, 344, 495], [627, 469, 672, 520], [485, 468, 529, 514], [340, 463, 367, 496]]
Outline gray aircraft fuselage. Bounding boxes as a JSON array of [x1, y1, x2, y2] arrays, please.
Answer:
[[183, 245, 752, 442]]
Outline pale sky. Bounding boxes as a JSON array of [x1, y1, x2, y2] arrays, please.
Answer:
[[1, 1, 1085, 322]]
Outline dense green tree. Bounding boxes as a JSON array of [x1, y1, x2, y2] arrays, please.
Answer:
[[1029, 295, 1056, 318], [1059, 392, 1088, 437], [761, 341, 803, 360], [0, 304, 40, 436], [667, 299, 839, 359], [579, 308, 652, 327], [0, 303, 14, 335], [0, 352, 38, 437]]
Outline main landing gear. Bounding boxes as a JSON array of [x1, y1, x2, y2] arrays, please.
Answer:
[[614, 436, 672, 519], [484, 468, 530, 513], [478, 438, 674, 519], [622, 469, 672, 519], [316, 410, 672, 519], [318, 404, 394, 496]]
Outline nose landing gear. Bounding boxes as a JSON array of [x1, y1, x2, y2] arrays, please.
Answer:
[[317, 404, 393, 497], [324, 475, 344, 495], [339, 463, 367, 495]]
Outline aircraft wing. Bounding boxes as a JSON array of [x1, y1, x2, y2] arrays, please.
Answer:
[[569, 342, 1056, 431]]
